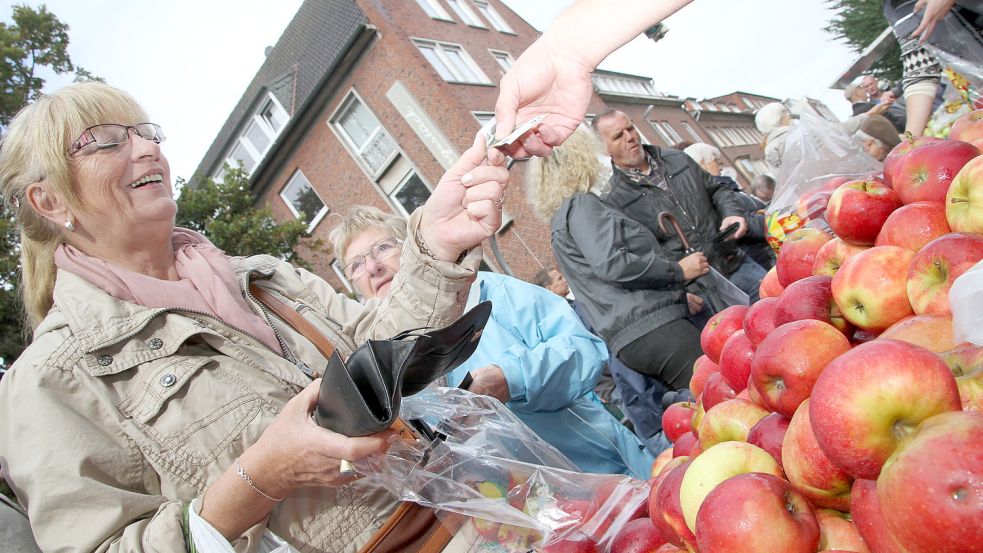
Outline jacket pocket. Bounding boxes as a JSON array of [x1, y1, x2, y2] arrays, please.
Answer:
[[112, 355, 262, 465]]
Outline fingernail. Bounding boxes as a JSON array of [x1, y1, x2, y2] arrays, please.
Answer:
[[462, 173, 473, 184]]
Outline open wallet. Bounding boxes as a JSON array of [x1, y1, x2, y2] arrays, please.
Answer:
[[248, 282, 492, 437]]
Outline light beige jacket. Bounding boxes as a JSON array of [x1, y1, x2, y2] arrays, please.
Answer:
[[0, 215, 478, 553]]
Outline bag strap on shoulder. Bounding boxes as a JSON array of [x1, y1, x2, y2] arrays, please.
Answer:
[[249, 282, 337, 360]]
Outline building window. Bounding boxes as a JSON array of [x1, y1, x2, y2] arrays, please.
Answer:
[[681, 121, 703, 143], [414, 0, 453, 20], [221, 93, 289, 176], [472, 111, 495, 126], [414, 39, 491, 84], [593, 74, 660, 98], [280, 170, 328, 231], [391, 172, 432, 216], [489, 50, 514, 74], [331, 93, 398, 176], [473, 0, 514, 33], [446, 0, 486, 27], [649, 120, 683, 146]]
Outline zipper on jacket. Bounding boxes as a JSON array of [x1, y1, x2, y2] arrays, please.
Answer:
[[242, 283, 319, 380]]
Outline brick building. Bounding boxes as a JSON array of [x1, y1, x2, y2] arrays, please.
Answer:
[[195, 0, 776, 292]]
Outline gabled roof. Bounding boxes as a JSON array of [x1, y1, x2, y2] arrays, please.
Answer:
[[193, 0, 368, 182]]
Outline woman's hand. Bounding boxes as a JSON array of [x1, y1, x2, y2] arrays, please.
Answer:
[[419, 133, 510, 262], [686, 293, 706, 315], [241, 379, 397, 498], [490, 37, 594, 161], [911, 0, 957, 44], [679, 252, 710, 280], [467, 364, 511, 403]]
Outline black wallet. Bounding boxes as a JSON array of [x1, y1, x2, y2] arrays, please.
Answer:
[[313, 301, 492, 436]]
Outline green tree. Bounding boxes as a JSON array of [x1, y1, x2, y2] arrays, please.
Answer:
[[825, 0, 903, 81], [175, 166, 323, 267]]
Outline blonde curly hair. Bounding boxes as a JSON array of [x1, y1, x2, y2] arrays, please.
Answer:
[[526, 126, 605, 221]]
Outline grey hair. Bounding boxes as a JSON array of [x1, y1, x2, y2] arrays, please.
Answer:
[[755, 102, 790, 134], [683, 143, 721, 166], [328, 205, 407, 263]]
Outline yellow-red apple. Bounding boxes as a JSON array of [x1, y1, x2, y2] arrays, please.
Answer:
[[747, 412, 791, 468], [875, 201, 951, 252], [782, 400, 854, 511], [879, 313, 959, 352], [812, 237, 868, 277], [662, 402, 696, 444], [883, 135, 942, 187], [906, 232, 983, 315], [945, 155, 983, 234], [699, 305, 749, 364], [826, 178, 901, 246], [949, 108, 983, 150], [697, 398, 769, 449], [831, 245, 915, 331], [850, 479, 910, 553], [775, 275, 854, 335], [893, 139, 979, 204], [718, 330, 755, 392], [815, 509, 870, 553], [689, 355, 718, 398], [743, 296, 780, 347], [777, 228, 833, 287], [760, 266, 785, 298]]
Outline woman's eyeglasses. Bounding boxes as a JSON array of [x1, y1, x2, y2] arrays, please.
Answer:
[[70, 123, 165, 156], [344, 237, 402, 279]]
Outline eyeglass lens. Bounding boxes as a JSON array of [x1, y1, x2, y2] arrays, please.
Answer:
[[73, 123, 165, 154]]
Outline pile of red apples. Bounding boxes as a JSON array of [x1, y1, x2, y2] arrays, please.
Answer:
[[641, 110, 983, 553]]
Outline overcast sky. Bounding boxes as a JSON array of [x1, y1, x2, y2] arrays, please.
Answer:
[[7, 0, 862, 182]]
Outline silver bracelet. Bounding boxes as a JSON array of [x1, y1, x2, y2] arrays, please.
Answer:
[[234, 457, 284, 502]]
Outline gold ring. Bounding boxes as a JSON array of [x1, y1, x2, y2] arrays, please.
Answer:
[[492, 194, 506, 207]]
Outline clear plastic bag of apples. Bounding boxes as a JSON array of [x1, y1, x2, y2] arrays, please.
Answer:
[[353, 387, 650, 552]]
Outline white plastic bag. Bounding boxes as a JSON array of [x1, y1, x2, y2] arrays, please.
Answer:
[[187, 498, 298, 553], [950, 260, 983, 346]]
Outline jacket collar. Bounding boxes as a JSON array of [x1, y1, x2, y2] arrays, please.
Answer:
[[44, 255, 279, 353]]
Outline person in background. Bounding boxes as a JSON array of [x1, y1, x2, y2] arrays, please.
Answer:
[[534, 266, 673, 455], [490, 0, 694, 160], [750, 174, 776, 204], [332, 206, 655, 478], [683, 143, 775, 271], [0, 82, 508, 552], [855, 114, 903, 161], [755, 102, 794, 172], [593, 110, 764, 304], [528, 127, 708, 403]]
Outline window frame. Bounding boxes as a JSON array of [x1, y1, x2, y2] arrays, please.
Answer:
[[219, 92, 289, 177], [413, 38, 492, 85], [445, 0, 486, 27], [279, 169, 329, 232], [488, 49, 514, 74], [413, 0, 454, 21], [472, 0, 514, 33], [328, 90, 399, 179], [389, 170, 433, 217]]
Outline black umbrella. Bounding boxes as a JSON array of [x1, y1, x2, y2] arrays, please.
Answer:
[[657, 211, 749, 314]]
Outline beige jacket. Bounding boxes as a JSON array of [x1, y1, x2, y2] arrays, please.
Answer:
[[0, 215, 479, 553]]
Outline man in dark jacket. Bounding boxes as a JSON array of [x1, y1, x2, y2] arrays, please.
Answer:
[[593, 110, 766, 302]]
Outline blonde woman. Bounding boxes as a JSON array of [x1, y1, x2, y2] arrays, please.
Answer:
[[528, 127, 707, 391], [0, 82, 507, 552]]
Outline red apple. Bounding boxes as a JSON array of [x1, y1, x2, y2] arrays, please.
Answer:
[[690, 400, 705, 432], [609, 518, 667, 553], [945, 155, 983, 234], [718, 330, 755, 392], [796, 190, 833, 223], [697, 398, 769, 449], [654, 545, 684, 553], [893, 139, 979, 204], [775, 275, 854, 335], [743, 296, 779, 347], [694, 473, 820, 553], [679, 441, 782, 533], [746, 412, 791, 468], [815, 509, 870, 553], [850, 328, 880, 345], [672, 432, 701, 459], [883, 135, 942, 187], [662, 402, 696, 444], [701, 372, 736, 410], [875, 201, 951, 252], [812, 237, 868, 277], [826, 178, 901, 246], [699, 305, 749, 364], [759, 266, 785, 299], [782, 400, 854, 511], [831, 245, 915, 331], [750, 319, 852, 417], [650, 448, 676, 478], [877, 411, 983, 553], [689, 355, 719, 397], [821, 175, 853, 192], [542, 533, 601, 553], [940, 345, 983, 412], [809, 339, 962, 479], [879, 314, 959, 352], [850, 479, 910, 553], [777, 228, 833, 287], [906, 233, 983, 316], [950, 108, 983, 150], [650, 461, 695, 550]]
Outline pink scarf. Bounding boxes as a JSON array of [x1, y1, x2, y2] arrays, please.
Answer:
[[54, 228, 282, 354]]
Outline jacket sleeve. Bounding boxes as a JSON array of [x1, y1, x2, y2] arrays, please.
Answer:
[[568, 196, 684, 289], [696, 161, 745, 220], [737, 193, 768, 240], [0, 354, 211, 553], [483, 276, 608, 412]]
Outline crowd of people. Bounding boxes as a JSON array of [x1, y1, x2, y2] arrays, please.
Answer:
[[0, 0, 976, 551]]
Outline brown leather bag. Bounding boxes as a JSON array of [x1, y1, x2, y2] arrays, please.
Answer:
[[249, 284, 462, 553]]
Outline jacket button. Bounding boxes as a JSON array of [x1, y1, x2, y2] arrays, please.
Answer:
[[96, 355, 113, 366], [159, 374, 177, 388], [148, 338, 164, 350]]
